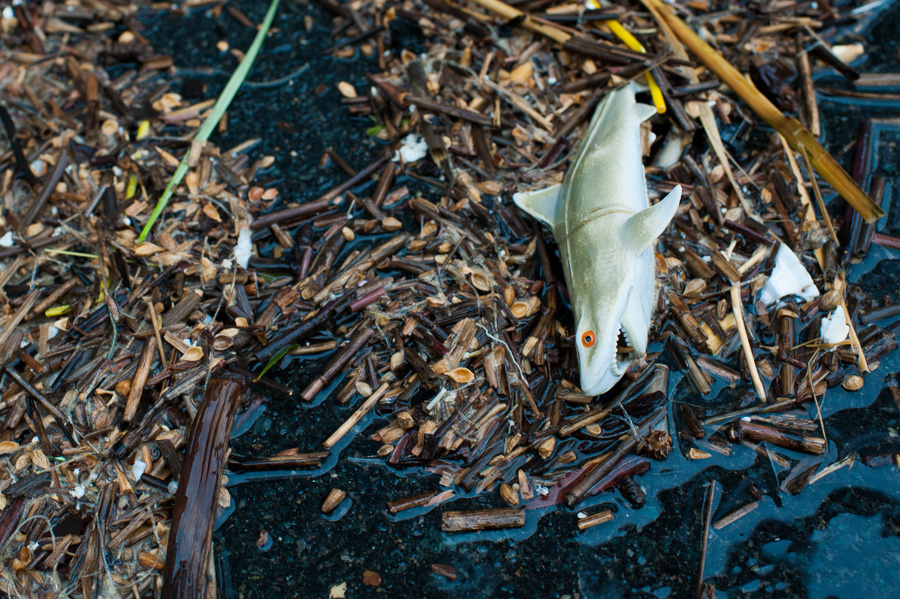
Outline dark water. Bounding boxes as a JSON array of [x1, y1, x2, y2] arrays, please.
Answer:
[[142, 2, 900, 597]]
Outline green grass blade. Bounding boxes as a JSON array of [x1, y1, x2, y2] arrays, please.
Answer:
[[137, 0, 282, 243], [256, 343, 297, 380]]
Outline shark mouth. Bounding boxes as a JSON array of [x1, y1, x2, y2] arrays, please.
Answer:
[[611, 324, 640, 377]]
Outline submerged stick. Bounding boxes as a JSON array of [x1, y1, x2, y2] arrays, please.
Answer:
[[696, 481, 717, 599], [646, 0, 883, 223], [163, 375, 247, 599]]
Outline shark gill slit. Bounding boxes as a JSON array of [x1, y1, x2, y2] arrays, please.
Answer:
[[557, 205, 636, 245]]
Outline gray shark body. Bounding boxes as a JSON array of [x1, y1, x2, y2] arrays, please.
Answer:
[[513, 85, 681, 395]]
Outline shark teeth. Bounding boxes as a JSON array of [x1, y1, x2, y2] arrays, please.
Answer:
[[612, 323, 638, 378], [610, 325, 626, 376]]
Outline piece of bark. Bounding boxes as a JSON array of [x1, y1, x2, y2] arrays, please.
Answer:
[[162, 374, 247, 599]]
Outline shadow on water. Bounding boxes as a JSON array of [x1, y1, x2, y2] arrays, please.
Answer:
[[142, 2, 900, 597]]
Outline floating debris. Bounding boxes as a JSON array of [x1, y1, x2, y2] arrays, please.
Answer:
[[0, 0, 897, 595]]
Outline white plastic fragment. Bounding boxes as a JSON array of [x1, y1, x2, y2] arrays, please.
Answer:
[[821, 306, 850, 344], [70, 485, 86, 499], [234, 227, 253, 269], [392, 134, 429, 163], [653, 130, 689, 170], [0, 231, 13, 247], [131, 459, 147, 481], [759, 245, 820, 305], [831, 43, 865, 64]]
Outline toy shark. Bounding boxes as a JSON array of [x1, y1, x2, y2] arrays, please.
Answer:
[[513, 85, 681, 395]]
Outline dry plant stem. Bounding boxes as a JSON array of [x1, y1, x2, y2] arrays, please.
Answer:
[[800, 150, 838, 243], [835, 275, 869, 373], [163, 375, 247, 599], [324, 382, 390, 449], [796, 48, 821, 137], [467, 0, 570, 43], [125, 338, 157, 422], [31, 278, 77, 316], [646, 0, 883, 222], [3, 367, 77, 447], [146, 299, 168, 370], [301, 327, 375, 401], [730, 285, 766, 401]]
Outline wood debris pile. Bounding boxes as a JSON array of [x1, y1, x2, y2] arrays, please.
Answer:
[[0, 0, 898, 595]]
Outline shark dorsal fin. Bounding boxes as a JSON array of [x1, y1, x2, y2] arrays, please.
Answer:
[[512, 184, 562, 227], [622, 185, 681, 254]]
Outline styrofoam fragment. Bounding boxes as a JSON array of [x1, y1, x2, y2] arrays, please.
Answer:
[[759, 245, 819, 305]]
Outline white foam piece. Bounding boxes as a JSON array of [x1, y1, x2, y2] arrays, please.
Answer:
[[392, 134, 429, 163], [131, 459, 147, 481], [759, 244, 820, 305], [821, 306, 850, 344], [234, 227, 253, 269]]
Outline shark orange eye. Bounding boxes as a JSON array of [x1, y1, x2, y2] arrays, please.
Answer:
[[581, 331, 595, 347]]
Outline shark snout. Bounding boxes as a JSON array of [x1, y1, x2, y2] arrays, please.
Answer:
[[576, 286, 651, 396]]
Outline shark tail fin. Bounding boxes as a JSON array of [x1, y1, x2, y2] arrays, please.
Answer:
[[513, 184, 562, 227], [623, 185, 682, 254]]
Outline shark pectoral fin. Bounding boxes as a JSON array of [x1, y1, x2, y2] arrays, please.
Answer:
[[623, 185, 682, 253], [512, 184, 562, 227], [634, 102, 658, 123]]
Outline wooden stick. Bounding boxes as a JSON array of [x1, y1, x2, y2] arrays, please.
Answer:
[[301, 327, 375, 401], [0, 290, 39, 348], [324, 382, 390, 449], [467, 0, 570, 43], [441, 508, 525, 532], [713, 501, 759, 530], [125, 338, 157, 422], [577, 509, 614, 531], [31, 278, 78, 316], [730, 285, 766, 401]]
